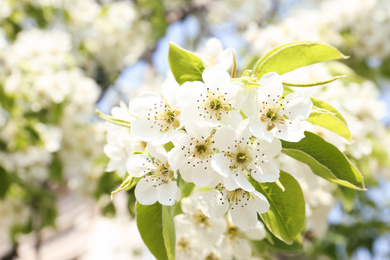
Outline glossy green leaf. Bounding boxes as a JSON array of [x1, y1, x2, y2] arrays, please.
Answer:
[[136, 202, 175, 260], [281, 131, 365, 190], [250, 171, 305, 245], [282, 75, 346, 87], [168, 42, 205, 85], [162, 205, 176, 260], [253, 41, 348, 79], [308, 98, 351, 141]]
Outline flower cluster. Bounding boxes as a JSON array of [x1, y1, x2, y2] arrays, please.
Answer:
[[105, 66, 313, 232]]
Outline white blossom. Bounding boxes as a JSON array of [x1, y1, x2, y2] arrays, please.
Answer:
[[212, 120, 281, 191], [244, 72, 312, 142], [127, 144, 181, 206], [198, 186, 269, 232], [177, 67, 243, 129], [129, 76, 181, 143], [168, 122, 222, 187]]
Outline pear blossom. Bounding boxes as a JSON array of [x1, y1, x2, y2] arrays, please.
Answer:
[[216, 221, 266, 260], [198, 185, 270, 231], [212, 120, 281, 191], [244, 72, 312, 142], [174, 193, 227, 252], [168, 122, 222, 187], [103, 101, 141, 177], [177, 67, 243, 129], [198, 37, 234, 70], [129, 76, 181, 143], [127, 144, 181, 206]]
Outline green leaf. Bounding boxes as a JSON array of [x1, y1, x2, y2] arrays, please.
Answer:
[[264, 231, 303, 253], [281, 131, 365, 190], [307, 97, 351, 141], [0, 166, 9, 198], [96, 109, 131, 128], [249, 171, 305, 245], [253, 41, 348, 79], [162, 205, 176, 260], [168, 42, 205, 85], [282, 75, 346, 87], [136, 202, 175, 260]]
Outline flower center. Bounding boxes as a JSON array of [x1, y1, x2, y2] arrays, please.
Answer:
[[205, 253, 220, 260], [204, 92, 230, 120], [236, 152, 248, 164], [192, 137, 214, 159], [177, 237, 190, 252], [260, 105, 285, 131], [153, 160, 174, 183], [194, 210, 210, 227], [156, 103, 181, 133], [225, 188, 248, 203], [227, 144, 253, 171], [226, 225, 240, 239]]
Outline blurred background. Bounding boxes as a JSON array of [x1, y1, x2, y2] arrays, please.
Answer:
[[0, 0, 390, 259]]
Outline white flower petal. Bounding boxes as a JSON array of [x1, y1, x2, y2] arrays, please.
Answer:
[[232, 238, 252, 260], [285, 92, 313, 121], [251, 161, 280, 183], [129, 91, 162, 116], [213, 126, 236, 152], [211, 153, 232, 177], [126, 154, 154, 177], [177, 161, 193, 183], [177, 81, 206, 106], [147, 142, 168, 161], [202, 68, 231, 92], [105, 159, 121, 172], [276, 121, 306, 142], [249, 117, 274, 142], [252, 138, 282, 159], [104, 144, 123, 160], [230, 201, 258, 231], [157, 180, 180, 206], [224, 174, 240, 190], [232, 171, 255, 192], [131, 116, 161, 142], [191, 163, 213, 187], [245, 221, 266, 240], [135, 177, 158, 205], [240, 88, 260, 118], [185, 121, 214, 140], [220, 109, 243, 129], [258, 72, 283, 99], [236, 119, 252, 142], [198, 189, 229, 218], [252, 191, 270, 214], [161, 72, 180, 107], [167, 146, 188, 171]]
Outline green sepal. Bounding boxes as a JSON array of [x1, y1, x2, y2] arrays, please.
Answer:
[[96, 109, 131, 128], [111, 174, 139, 199]]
